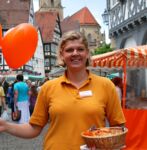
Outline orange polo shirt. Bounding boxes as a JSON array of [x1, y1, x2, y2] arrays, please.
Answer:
[[29, 72, 126, 150]]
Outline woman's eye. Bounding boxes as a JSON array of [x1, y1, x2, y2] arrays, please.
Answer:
[[64, 47, 85, 53], [77, 48, 84, 52], [65, 48, 74, 53]]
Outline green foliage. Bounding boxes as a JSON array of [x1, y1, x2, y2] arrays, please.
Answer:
[[91, 43, 113, 56]]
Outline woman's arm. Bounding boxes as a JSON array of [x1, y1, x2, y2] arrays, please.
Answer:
[[0, 119, 42, 139], [2, 96, 7, 110]]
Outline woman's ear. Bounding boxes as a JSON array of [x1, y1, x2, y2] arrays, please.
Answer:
[[57, 51, 65, 67], [60, 51, 64, 60]]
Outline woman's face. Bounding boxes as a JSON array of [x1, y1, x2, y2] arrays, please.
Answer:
[[61, 39, 89, 70]]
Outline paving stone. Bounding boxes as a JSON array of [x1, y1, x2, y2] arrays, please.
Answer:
[[0, 109, 48, 150]]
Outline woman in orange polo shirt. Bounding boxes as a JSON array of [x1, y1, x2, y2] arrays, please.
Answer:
[[0, 31, 125, 150]]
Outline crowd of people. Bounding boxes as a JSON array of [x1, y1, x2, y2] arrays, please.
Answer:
[[0, 75, 49, 123]]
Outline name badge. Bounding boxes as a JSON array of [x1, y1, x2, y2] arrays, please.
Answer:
[[79, 90, 93, 98]]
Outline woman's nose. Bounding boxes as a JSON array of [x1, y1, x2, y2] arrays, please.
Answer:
[[72, 49, 79, 55]]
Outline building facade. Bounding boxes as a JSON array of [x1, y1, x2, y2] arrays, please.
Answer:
[[61, 7, 105, 52], [105, 0, 147, 49], [32, 28, 45, 77], [0, 0, 44, 77], [35, 10, 62, 75], [104, 0, 147, 103]]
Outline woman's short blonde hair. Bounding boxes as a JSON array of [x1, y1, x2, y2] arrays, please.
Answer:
[[57, 30, 91, 67]]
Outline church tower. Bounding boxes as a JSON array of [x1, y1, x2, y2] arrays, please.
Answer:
[[39, 0, 63, 20]]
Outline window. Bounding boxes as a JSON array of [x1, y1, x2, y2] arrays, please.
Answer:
[[51, 44, 57, 53], [45, 45, 50, 51], [45, 59, 49, 66], [87, 33, 92, 42], [51, 58, 56, 65], [87, 33, 96, 46]]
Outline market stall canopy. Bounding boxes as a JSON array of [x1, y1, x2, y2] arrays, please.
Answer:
[[92, 45, 147, 68], [91, 45, 147, 149]]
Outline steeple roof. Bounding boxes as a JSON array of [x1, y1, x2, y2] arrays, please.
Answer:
[[69, 7, 100, 26]]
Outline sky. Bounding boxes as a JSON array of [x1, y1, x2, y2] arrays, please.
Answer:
[[33, 0, 109, 43]]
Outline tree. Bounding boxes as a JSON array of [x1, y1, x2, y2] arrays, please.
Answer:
[[91, 43, 113, 56]]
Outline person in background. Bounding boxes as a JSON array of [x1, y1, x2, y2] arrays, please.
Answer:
[[37, 81, 43, 92], [13, 74, 30, 124], [0, 82, 7, 117], [111, 77, 123, 101], [26, 80, 32, 89], [29, 84, 38, 116], [10, 80, 17, 115], [0, 31, 125, 150], [7, 83, 13, 108], [1, 77, 9, 105]]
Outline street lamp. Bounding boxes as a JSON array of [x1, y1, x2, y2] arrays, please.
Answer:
[[102, 9, 109, 25]]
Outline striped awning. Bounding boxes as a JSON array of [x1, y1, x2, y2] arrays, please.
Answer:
[[92, 45, 147, 68]]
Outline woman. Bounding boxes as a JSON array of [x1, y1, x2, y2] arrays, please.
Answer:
[[14, 74, 30, 123], [111, 77, 123, 101], [29, 85, 38, 116], [0, 31, 125, 150], [0, 82, 7, 117]]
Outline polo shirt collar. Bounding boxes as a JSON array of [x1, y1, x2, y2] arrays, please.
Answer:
[[61, 69, 92, 85]]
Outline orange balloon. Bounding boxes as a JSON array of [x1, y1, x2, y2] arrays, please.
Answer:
[[1, 23, 38, 69], [0, 24, 2, 46]]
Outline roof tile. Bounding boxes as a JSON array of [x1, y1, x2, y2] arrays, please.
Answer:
[[61, 17, 80, 34], [70, 7, 99, 26]]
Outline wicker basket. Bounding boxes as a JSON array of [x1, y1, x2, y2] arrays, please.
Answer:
[[81, 127, 128, 149]]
